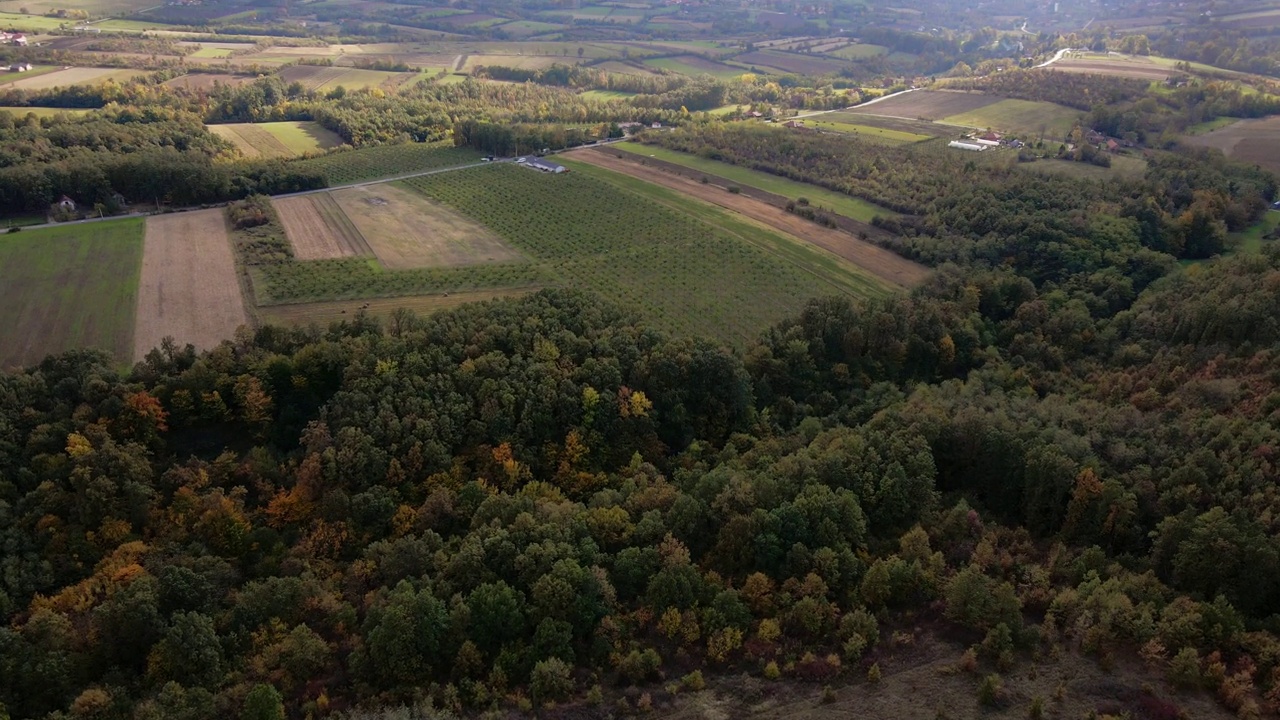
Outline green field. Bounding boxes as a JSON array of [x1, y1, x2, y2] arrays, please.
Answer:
[[806, 118, 932, 144], [642, 55, 745, 80], [262, 121, 343, 155], [580, 89, 637, 100], [0, 11, 73, 30], [0, 65, 59, 86], [289, 142, 483, 185], [1018, 155, 1148, 181], [0, 105, 92, 118], [191, 46, 235, 58], [612, 141, 894, 222], [1185, 116, 1240, 136], [1232, 211, 1280, 254], [939, 99, 1083, 140], [826, 43, 888, 60], [0, 218, 144, 369]]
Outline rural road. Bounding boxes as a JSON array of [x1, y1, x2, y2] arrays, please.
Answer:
[[1034, 47, 1075, 68], [791, 87, 918, 120]]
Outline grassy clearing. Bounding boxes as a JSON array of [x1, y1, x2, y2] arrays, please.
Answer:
[[939, 98, 1082, 140], [0, 65, 60, 86], [259, 289, 533, 328], [0, 10, 73, 30], [1018, 155, 1148, 181], [580, 89, 636, 100], [0, 218, 144, 368], [642, 55, 745, 79], [806, 117, 932, 144], [0, 105, 92, 118], [5, 67, 148, 90], [1185, 117, 1240, 136], [190, 46, 234, 58], [1232, 212, 1280, 254], [612, 141, 894, 222], [401, 163, 888, 345], [290, 142, 482, 185], [825, 42, 887, 59]]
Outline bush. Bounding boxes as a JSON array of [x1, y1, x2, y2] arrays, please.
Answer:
[[6, 226, 19, 233], [1168, 647, 1202, 689], [867, 663, 882, 683], [727, 185, 741, 194], [978, 674, 1006, 707], [763, 660, 780, 680], [530, 658, 573, 703], [228, 195, 272, 229], [681, 670, 705, 691]]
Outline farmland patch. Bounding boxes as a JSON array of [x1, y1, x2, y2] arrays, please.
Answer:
[[134, 209, 248, 360], [641, 55, 745, 79], [258, 289, 532, 327], [734, 50, 848, 75], [0, 218, 144, 369], [3, 67, 148, 90], [209, 121, 343, 158], [273, 193, 371, 260], [289, 142, 483, 184], [1184, 114, 1280, 176], [332, 183, 523, 269], [844, 90, 1002, 121], [939, 98, 1083, 139], [163, 73, 253, 91]]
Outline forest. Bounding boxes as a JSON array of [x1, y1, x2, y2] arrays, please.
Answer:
[[4, 231, 1280, 717]]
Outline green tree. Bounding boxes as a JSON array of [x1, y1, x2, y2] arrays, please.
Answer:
[[242, 684, 284, 720], [148, 612, 222, 688]]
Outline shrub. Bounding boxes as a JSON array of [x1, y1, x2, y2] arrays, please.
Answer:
[[6, 226, 19, 233], [681, 670, 706, 691], [727, 185, 741, 194], [763, 660, 781, 680], [530, 658, 573, 703], [1168, 647, 1202, 689], [868, 663, 882, 684], [978, 674, 1006, 708]]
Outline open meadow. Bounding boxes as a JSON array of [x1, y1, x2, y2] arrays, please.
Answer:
[[133, 210, 247, 360], [938, 98, 1083, 139], [1049, 53, 1174, 80], [641, 55, 745, 79], [290, 141, 482, 184], [277, 65, 420, 92], [163, 73, 254, 91], [1184, 115, 1280, 176], [733, 50, 848, 75], [332, 183, 523, 269], [209, 121, 344, 159], [0, 105, 92, 118], [1, 67, 148, 90], [0, 218, 143, 369]]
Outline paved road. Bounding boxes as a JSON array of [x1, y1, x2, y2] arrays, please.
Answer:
[[1034, 47, 1075, 68]]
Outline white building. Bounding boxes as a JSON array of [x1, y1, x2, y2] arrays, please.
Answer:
[[948, 141, 986, 152]]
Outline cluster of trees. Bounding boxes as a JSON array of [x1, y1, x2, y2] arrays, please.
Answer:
[[640, 124, 1272, 273], [6, 240, 1280, 716], [451, 119, 619, 156]]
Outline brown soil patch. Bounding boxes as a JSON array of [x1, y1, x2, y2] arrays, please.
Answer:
[[164, 73, 252, 91], [1050, 59, 1172, 80], [273, 193, 372, 260], [1184, 115, 1280, 176], [566, 148, 930, 289], [332, 183, 523, 269], [133, 209, 248, 360], [845, 90, 1001, 121]]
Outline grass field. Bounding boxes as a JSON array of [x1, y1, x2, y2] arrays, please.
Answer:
[[209, 121, 344, 159], [3, 67, 148, 90], [190, 46, 235, 58], [258, 289, 533, 328], [1018, 155, 1148, 181], [611, 142, 893, 222], [580, 89, 636, 100], [733, 50, 848, 75], [642, 55, 745, 79], [938, 99, 1083, 140], [277, 65, 414, 92], [333, 183, 523, 269], [826, 43, 888, 60], [289, 142, 483, 185], [0, 65, 59, 86], [806, 118, 933, 144], [0, 10, 72, 30], [1184, 117, 1240, 136], [0, 105, 92, 118], [0, 218, 144, 369]]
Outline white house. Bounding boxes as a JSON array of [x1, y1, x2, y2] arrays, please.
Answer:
[[8, 62, 33, 72], [517, 156, 567, 173]]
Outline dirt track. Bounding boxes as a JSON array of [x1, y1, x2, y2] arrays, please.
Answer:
[[565, 148, 931, 289], [133, 209, 248, 361]]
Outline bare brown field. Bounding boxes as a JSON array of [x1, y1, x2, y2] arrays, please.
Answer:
[[1051, 59, 1173, 80], [565, 148, 931, 289], [845, 90, 1001, 121], [133, 209, 248, 360], [1184, 115, 1280, 175], [163, 73, 252, 91], [258, 289, 533, 327], [278, 64, 348, 89], [333, 183, 524, 269], [273, 193, 371, 260]]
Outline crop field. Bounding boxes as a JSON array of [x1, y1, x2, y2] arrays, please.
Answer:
[[597, 60, 662, 75], [805, 118, 933, 144], [0, 65, 59, 86], [611, 142, 893, 222], [938, 99, 1083, 139], [821, 112, 956, 138], [1018, 155, 1148, 181], [398, 163, 895, 345], [289, 142, 483, 185], [3, 67, 148, 90], [580, 89, 636, 100], [845, 90, 1001, 121], [190, 46, 235, 58], [1049, 55, 1173, 80], [494, 20, 564, 37], [462, 54, 580, 71], [273, 193, 371, 260], [0, 105, 92, 118], [0, 218, 144, 369], [0, 10, 74, 30], [733, 50, 849, 75], [277, 65, 414, 91], [333, 183, 523, 269], [209, 121, 343, 159], [163, 73, 253, 91], [1184, 115, 1280, 176], [133, 210, 248, 360], [642, 55, 745, 79]]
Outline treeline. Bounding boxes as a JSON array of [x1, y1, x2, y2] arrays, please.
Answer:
[[945, 68, 1150, 111], [639, 124, 1272, 274], [473, 62, 690, 95], [1149, 27, 1280, 78], [451, 119, 619, 156]]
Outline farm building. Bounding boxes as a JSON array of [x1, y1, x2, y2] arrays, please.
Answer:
[[1, 32, 28, 46], [516, 157, 567, 173], [7, 62, 32, 72], [973, 138, 1000, 147], [948, 141, 986, 152], [57, 196, 76, 211]]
